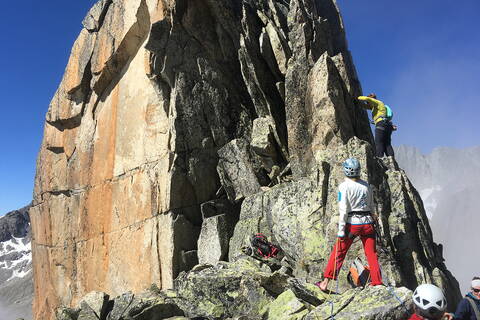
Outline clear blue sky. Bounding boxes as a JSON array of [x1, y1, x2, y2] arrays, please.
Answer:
[[0, 0, 478, 214]]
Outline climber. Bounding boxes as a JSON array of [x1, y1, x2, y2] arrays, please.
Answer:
[[454, 277, 480, 319], [409, 284, 453, 320], [315, 158, 383, 292], [358, 93, 396, 158]]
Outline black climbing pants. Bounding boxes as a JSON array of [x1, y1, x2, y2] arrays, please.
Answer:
[[375, 121, 394, 157]]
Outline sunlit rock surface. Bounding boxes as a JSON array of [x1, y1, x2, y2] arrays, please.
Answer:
[[33, 0, 461, 319]]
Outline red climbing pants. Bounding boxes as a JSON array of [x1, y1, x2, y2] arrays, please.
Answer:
[[323, 223, 383, 285]]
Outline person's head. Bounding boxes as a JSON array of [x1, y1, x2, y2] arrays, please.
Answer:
[[412, 284, 447, 319], [367, 93, 377, 99], [342, 158, 361, 178], [471, 277, 480, 299]]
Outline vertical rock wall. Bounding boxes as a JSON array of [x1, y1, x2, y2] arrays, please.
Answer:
[[32, 0, 460, 319]]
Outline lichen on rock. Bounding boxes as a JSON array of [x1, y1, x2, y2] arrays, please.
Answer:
[[34, 0, 460, 319]]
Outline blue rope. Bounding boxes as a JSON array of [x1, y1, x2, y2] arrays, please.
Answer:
[[329, 301, 335, 319], [381, 266, 408, 312], [388, 284, 407, 308]]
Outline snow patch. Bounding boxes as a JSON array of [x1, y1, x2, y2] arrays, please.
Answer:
[[419, 186, 442, 219], [0, 236, 32, 281]]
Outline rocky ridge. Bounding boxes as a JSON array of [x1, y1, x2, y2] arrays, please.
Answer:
[[32, 0, 460, 319], [0, 205, 33, 319], [57, 258, 413, 320]]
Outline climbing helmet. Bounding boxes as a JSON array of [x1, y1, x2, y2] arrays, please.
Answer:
[[342, 158, 361, 177], [412, 284, 447, 318]]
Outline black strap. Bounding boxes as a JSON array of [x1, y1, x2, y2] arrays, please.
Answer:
[[466, 297, 480, 319], [348, 211, 371, 217]]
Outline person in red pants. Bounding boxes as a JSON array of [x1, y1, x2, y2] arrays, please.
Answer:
[[316, 157, 383, 291]]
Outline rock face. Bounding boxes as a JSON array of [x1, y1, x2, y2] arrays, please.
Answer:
[[0, 205, 33, 320], [32, 0, 460, 319]]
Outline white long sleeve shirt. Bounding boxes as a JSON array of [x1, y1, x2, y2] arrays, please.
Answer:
[[337, 178, 375, 237]]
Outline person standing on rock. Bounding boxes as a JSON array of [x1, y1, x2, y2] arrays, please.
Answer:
[[409, 284, 453, 320], [316, 158, 383, 291], [358, 93, 396, 158], [453, 277, 480, 320]]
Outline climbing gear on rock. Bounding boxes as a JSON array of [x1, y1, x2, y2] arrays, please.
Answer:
[[342, 158, 360, 177], [242, 233, 280, 259], [412, 284, 447, 319], [347, 257, 371, 287]]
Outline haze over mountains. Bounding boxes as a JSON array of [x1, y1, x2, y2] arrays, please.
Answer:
[[395, 145, 480, 293]]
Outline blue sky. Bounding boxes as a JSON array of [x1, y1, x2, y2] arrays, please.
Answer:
[[0, 0, 478, 214], [0, 1, 97, 214], [337, 0, 480, 151]]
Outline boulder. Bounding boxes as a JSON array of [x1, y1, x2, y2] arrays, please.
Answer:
[[288, 278, 327, 307], [197, 214, 234, 264], [130, 303, 184, 320], [250, 116, 286, 175], [78, 291, 109, 320], [305, 286, 413, 320], [56, 307, 80, 320], [266, 289, 310, 320], [107, 292, 134, 320], [77, 305, 100, 320], [229, 177, 330, 280], [217, 139, 262, 202], [173, 259, 277, 319]]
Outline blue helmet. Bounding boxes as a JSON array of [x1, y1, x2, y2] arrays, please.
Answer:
[[342, 158, 360, 177]]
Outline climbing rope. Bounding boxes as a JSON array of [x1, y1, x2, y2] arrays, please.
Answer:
[[380, 266, 409, 312], [326, 238, 340, 319]]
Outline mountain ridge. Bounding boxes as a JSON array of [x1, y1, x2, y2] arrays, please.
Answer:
[[31, 0, 461, 319], [0, 204, 33, 320], [396, 145, 480, 293]]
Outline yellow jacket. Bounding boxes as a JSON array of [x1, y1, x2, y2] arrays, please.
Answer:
[[358, 96, 387, 124]]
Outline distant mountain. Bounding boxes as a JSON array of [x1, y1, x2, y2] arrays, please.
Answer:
[[395, 145, 480, 293], [0, 205, 33, 319]]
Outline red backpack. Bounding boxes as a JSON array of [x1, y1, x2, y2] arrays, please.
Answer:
[[249, 233, 280, 258]]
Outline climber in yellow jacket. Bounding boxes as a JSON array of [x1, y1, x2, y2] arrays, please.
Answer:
[[358, 93, 395, 158]]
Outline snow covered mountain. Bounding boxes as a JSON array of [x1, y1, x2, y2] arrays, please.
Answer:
[[395, 145, 480, 293], [0, 205, 33, 319]]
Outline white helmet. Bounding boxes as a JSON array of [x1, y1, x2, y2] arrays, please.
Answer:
[[342, 158, 361, 177], [412, 284, 447, 319]]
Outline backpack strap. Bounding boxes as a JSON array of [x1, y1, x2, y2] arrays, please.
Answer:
[[466, 297, 480, 319]]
